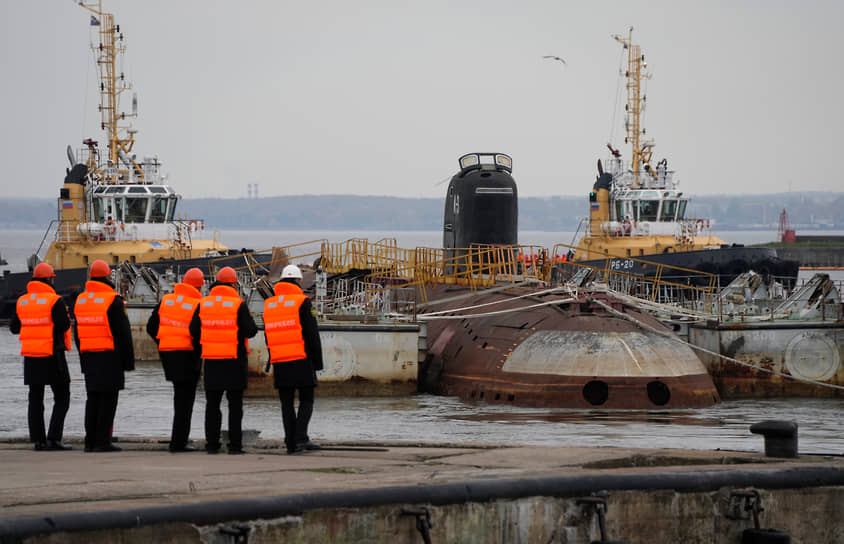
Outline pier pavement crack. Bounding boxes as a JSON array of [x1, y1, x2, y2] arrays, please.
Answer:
[[9, 478, 135, 492], [6, 492, 170, 508]]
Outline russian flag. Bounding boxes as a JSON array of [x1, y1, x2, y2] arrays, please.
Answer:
[[62, 201, 73, 209]]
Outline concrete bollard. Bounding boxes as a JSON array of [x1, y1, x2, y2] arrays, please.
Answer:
[[749, 420, 798, 458]]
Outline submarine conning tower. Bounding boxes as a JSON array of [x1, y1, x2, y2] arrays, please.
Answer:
[[443, 153, 518, 259]]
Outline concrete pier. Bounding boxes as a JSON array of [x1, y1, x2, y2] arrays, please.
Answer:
[[1, 438, 842, 543]]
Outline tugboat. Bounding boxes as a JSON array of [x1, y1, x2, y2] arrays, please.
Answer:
[[0, 1, 265, 318], [571, 28, 798, 287]]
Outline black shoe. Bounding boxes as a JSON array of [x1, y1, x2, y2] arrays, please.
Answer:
[[169, 445, 197, 453], [228, 448, 245, 455], [84, 445, 94, 453], [207, 447, 221, 455], [47, 440, 72, 451], [94, 444, 122, 452], [297, 440, 321, 451], [287, 443, 305, 454], [34, 441, 48, 451]]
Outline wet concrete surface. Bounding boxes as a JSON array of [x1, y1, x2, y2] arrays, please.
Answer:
[[2, 437, 841, 520]]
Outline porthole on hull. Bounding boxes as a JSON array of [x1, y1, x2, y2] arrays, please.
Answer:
[[647, 380, 671, 406], [582, 380, 609, 406]]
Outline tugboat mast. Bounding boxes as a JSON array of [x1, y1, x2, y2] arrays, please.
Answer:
[[78, 0, 143, 184], [613, 27, 653, 188]]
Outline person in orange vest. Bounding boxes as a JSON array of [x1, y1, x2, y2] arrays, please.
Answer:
[[146, 267, 205, 453], [73, 259, 135, 453], [263, 264, 323, 454], [189, 266, 257, 455], [9, 263, 73, 451]]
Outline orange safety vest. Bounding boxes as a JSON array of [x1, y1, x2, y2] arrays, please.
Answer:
[[198, 284, 242, 359], [16, 281, 72, 357], [74, 281, 118, 353], [156, 283, 202, 351], [263, 282, 307, 364]]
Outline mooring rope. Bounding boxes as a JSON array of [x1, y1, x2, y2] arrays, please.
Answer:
[[596, 285, 715, 321], [418, 285, 574, 317], [416, 296, 577, 321]]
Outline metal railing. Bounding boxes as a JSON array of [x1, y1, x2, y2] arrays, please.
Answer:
[[184, 238, 737, 320], [550, 242, 718, 305], [114, 236, 841, 325]]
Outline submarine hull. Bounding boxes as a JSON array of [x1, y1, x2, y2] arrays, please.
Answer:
[[420, 286, 719, 409]]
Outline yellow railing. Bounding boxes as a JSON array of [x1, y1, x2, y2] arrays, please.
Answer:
[[199, 237, 718, 310]]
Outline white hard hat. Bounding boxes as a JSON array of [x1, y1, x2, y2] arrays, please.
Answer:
[[281, 264, 303, 279]]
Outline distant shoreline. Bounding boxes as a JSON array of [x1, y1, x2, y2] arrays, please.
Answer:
[[1, 192, 842, 231]]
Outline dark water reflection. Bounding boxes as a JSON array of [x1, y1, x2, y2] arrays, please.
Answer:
[[1, 330, 842, 455]]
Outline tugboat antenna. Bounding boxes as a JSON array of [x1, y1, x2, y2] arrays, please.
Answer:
[[612, 27, 654, 188], [78, 0, 144, 184]]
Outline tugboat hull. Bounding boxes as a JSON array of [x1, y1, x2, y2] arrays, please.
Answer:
[[572, 245, 799, 288]]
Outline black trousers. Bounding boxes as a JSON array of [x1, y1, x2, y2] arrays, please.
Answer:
[[278, 386, 314, 451], [205, 389, 243, 450], [28, 382, 70, 444], [84, 390, 119, 449], [170, 379, 198, 448]]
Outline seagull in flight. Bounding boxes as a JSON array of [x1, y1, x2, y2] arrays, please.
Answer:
[[543, 55, 566, 66]]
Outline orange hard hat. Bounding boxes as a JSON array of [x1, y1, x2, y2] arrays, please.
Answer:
[[216, 266, 237, 284], [33, 262, 55, 279], [182, 268, 205, 289], [89, 259, 111, 278]]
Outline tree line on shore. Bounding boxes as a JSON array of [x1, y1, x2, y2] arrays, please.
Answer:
[[3, 192, 843, 230]]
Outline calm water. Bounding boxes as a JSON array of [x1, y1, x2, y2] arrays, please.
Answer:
[[2, 229, 843, 455], [1, 330, 842, 455]]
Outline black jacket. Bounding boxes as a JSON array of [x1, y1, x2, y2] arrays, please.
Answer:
[[8, 279, 71, 386], [73, 278, 135, 392], [146, 302, 202, 383], [189, 282, 258, 391], [269, 279, 324, 389]]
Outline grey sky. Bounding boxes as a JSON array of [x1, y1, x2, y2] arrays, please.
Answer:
[[2, 1, 842, 200]]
